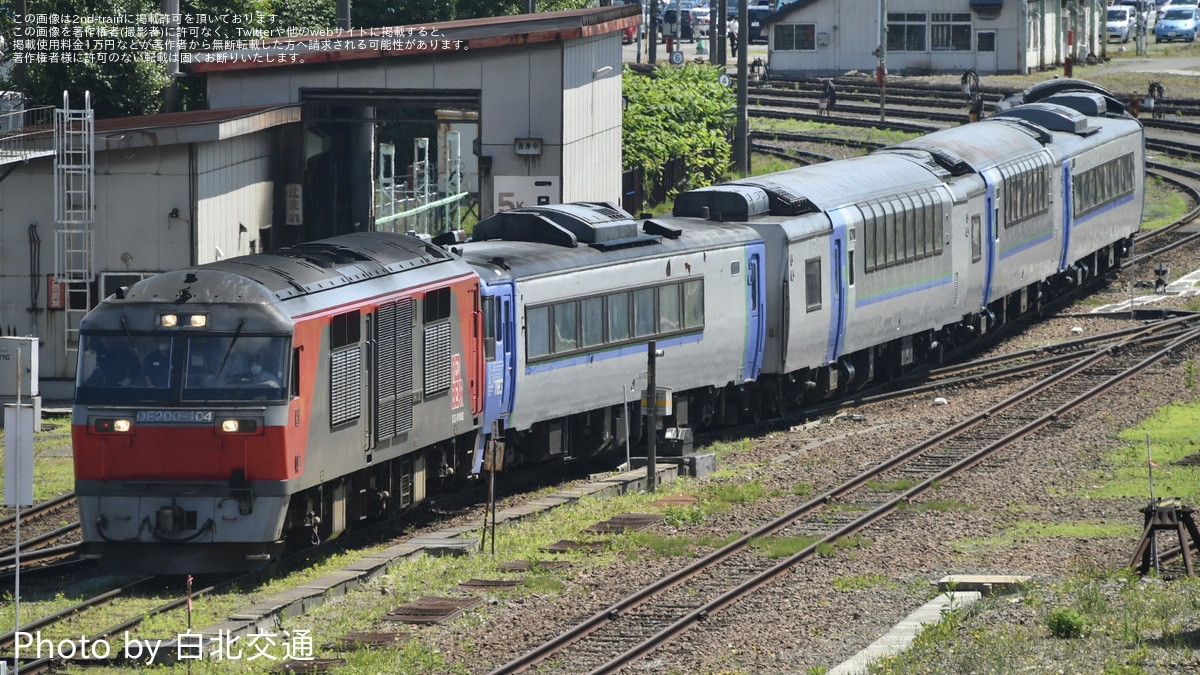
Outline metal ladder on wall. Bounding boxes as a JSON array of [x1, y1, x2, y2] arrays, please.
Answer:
[[53, 91, 95, 358]]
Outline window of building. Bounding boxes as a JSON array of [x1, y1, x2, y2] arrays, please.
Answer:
[[931, 12, 972, 51], [775, 23, 816, 50], [887, 13, 927, 52]]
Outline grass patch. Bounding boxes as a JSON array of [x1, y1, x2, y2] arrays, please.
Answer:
[[900, 499, 972, 513], [750, 117, 919, 146], [867, 477, 917, 491], [833, 573, 892, 592], [1087, 401, 1200, 502], [704, 480, 769, 508], [1141, 176, 1189, 231], [750, 535, 820, 558]]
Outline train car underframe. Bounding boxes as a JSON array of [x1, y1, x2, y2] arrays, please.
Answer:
[[281, 431, 478, 549]]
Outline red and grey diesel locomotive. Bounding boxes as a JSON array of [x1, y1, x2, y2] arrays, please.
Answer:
[[73, 79, 1145, 575], [72, 233, 485, 573]]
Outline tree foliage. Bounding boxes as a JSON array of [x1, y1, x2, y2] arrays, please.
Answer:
[[621, 63, 734, 194]]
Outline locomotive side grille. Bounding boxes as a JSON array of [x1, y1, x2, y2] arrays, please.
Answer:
[[424, 322, 451, 396], [376, 299, 415, 440], [330, 346, 362, 426]]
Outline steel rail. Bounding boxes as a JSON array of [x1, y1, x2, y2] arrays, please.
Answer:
[[489, 317, 1200, 675]]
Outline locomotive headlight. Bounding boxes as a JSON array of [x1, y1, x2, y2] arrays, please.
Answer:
[[160, 314, 178, 327], [94, 418, 133, 433], [190, 314, 208, 327], [220, 419, 258, 433]]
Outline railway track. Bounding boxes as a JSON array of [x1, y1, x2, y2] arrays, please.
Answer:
[[488, 315, 1200, 675], [0, 494, 83, 575]]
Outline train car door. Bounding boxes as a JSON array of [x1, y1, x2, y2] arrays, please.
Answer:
[[742, 247, 766, 382], [825, 212, 849, 363], [981, 171, 998, 309], [1058, 158, 1073, 271], [474, 281, 516, 472]]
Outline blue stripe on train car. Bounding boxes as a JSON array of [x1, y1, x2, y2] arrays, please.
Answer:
[[742, 242, 767, 383], [824, 212, 848, 364], [982, 177, 997, 308], [524, 333, 705, 375], [1059, 159, 1072, 271], [854, 273, 954, 307], [1074, 192, 1136, 226], [1000, 229, 1055, 260]]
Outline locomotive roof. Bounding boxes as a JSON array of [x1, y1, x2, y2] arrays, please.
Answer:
[[123, 231, 459, 305], [454, 217, 762, 281]]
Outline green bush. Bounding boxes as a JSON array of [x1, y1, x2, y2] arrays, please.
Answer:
[[1046, 607, 1088, 639], [622, 64, 735, 195]]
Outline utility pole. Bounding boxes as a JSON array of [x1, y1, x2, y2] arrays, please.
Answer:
[[734, 0, 749, 174], [650, 0, 659, 65], [646, 341, 659, 493], [877, 0, 887, 122]]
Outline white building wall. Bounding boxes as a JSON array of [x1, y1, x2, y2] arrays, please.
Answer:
[[195, 133, 274, 264], [561, 33, 622, 205], [769, 0, 1086, 76], [0, 145, 192, 378]]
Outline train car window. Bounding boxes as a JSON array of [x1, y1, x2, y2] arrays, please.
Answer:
[[553, 301, 579, 353], [291, 347, 300, 398], [608, 292, 631, 342], [731, 261, 741, 276], [659, 284, 681, 333], [527, 306, 551, 359], [971, 214, 982, 263], [848, 250, 855, 287], [917, 192, 933, 257], [582, 297, 605, 348], [805, 258, 822, 312], [424, 287, 451, 323], [482, 296, 496, 361], [901, 195, 918, 262], [331, 310, 360, 349], [1074, 153, 1135, 218], [870, 201, 887, 271], [934, 199, 945, 254], [683, 280, 704, 329], [633, 287, 657, 337], [859, 205, 876, 272], [881, 200, 897, 267]]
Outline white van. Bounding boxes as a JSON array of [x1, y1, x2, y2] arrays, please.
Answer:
[[1108, 5, 1135, 41]]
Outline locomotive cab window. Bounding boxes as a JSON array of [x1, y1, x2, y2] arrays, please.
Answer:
[[181, 335, 290, 402]]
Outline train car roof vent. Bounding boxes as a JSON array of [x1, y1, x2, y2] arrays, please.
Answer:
[[1041, 92, 1106, 117], [673, 185, 770, 221], [643, 220, 683, 239], [472, 211, 579, 248], [991, 103, 1092, 135], [876, 148, 953, 179], [284, 243, 373, 268], [737, 178, 818, 216]]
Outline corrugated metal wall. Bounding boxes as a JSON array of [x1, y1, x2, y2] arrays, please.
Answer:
[[561, 33, 622, 205], [196, 134, 275, 264]]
